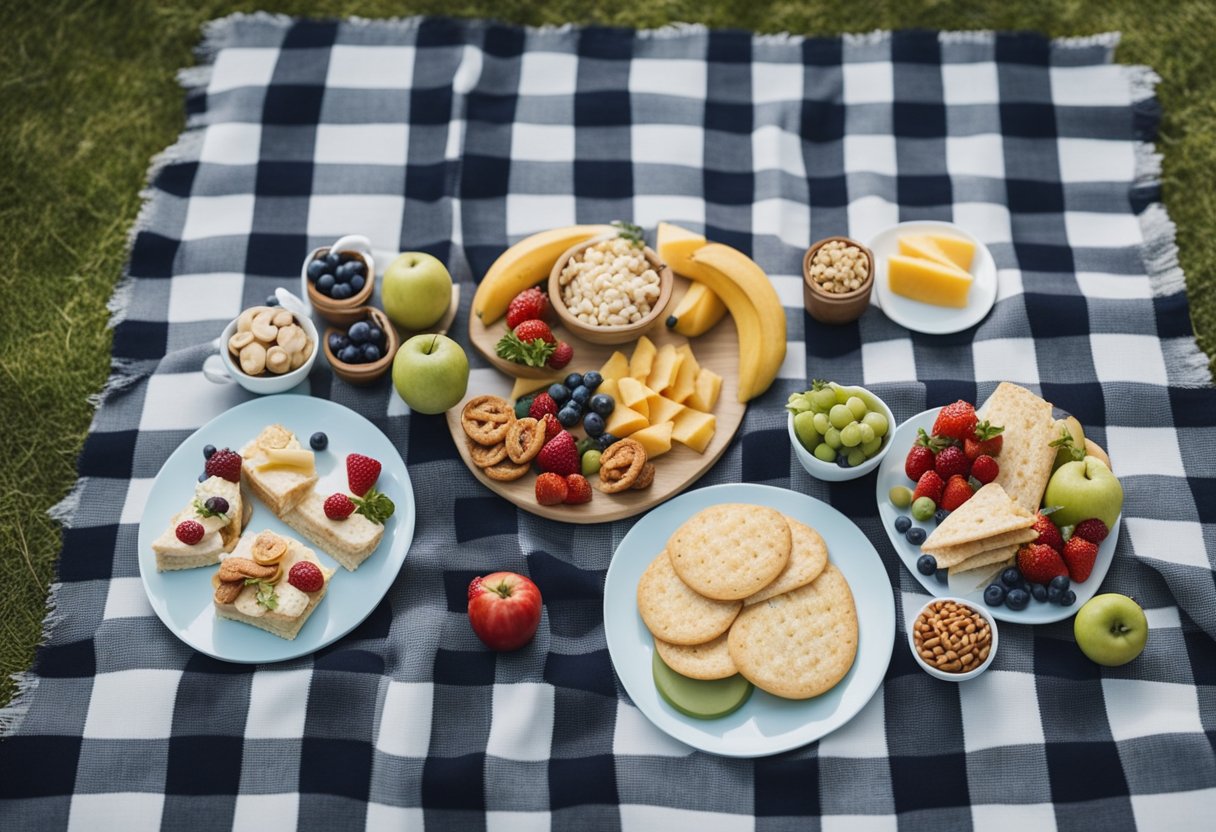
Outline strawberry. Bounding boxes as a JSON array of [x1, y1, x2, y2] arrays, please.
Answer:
[[970, 454, 999, 485], [346, 453, 382, 497], [535, 472, 568, 506], [934, 445, 970, 480], [563, 474, 592, 504], [204, 448, 242, 483], [1030, 513, 1064, 552], [175, 519, 205, 545], [288, 561, 325, 593], [536, 431, 579, 476], [324, 493, 355, 520], [547, 341, 573, 370], [1073, 519, 1109, 544], [940, 475, 973, 511], [529, 393, 558, 421], [1017, 543, 1069, 585], [932, 400, 978, 441], [1062, 536, 1099, 582], [905, 429, 947, 482], [506, 287, 549, 329], [513, 319, 555, 344], [964, 420, 1004, 460], [912, 470, 944, 505], [541, 413, 561, 442]]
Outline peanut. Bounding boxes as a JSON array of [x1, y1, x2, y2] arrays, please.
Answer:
[[912, 600, 993, 674]]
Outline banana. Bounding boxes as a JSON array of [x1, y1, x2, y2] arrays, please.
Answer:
[[473, 224, 616, 324], [665, 281, 728, 337], [677, 256, 765, 402], [656, 221, 705, 274]]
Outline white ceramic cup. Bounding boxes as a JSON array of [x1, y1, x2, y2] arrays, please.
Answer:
[[202, 289, 319, 394], [907, 596, 999, 682]]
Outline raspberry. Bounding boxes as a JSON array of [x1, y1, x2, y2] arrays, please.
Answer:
[[175, 520, 205, 545], [288, 561, 325, 593]]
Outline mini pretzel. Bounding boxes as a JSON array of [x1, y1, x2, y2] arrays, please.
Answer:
[[468, 438, 508, 468], [214, 581, 242, 605], [631, 462, 656, 490], [482, 457, 531, 482], [505, 417, 545, 464], [597, 439, 647, 493], [461, 395, 515, 445], [251, 531, 288, 565]]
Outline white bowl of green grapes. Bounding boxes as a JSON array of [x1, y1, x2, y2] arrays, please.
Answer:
[[787, 380, 895, 482]]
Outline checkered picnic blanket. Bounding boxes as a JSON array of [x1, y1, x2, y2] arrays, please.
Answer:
[[3, 13, 1215, 829]]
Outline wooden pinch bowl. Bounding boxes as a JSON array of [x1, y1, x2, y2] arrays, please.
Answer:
[[802, 236, 874, 325], [548, 240, 674, 345], [322, 306, 400, 385], [303, 243, 376, 327]]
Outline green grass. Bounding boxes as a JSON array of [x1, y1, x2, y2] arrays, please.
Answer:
[[2, 0, 1212, 708]]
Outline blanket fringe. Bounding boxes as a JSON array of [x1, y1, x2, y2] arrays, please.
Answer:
[[0, 583, 62, 737]]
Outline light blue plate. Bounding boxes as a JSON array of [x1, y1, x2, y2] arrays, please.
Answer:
[[137, 395, 415, 663], [603, 483, 895, 758]]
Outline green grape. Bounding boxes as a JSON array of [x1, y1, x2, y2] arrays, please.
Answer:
[[824, 426, 842, 449], [786, 393, 812, 414], [861, 437, 884, 457], [855, 390, 883, 413], [889, 486, 913, 508], [794, 411, 820, 450], [846, 448, 866, 467], [846, 396, 867, 420], [812, 412, 831, 434], [813, 442, 837, 463], [809, 386, 838, 412], [832, 383, 851, 405], [829, 404, 853, 429], [862, 410, 888, 438], [858, 423, 876, 444], [840, 423, 862, 447], [911, 497, 936, 521]]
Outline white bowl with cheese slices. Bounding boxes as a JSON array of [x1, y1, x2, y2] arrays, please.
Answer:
[[867, 221, 998, 335]]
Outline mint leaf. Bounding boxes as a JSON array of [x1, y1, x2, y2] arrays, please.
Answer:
[[495, 331, 557, 367], [612, 220, 645, 248], [243, 578, 279, 610], [353, 488, 395, 525], [192, 498, 228, 522]]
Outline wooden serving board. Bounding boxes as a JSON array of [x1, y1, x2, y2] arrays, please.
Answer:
[[445, 277, 745, 523]]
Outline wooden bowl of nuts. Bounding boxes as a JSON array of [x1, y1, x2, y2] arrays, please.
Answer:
[[803, 236, 874, 325], [548, 235, 674, 345], [322, 306, 400, 386], [210, 305, 318, 395], [907, 597, 998, 682]]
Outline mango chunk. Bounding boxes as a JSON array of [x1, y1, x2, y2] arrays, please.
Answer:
[[648, 395, 686, 427], [886, 254, 973, 308], [597, 378, 619, 403], [617, 377, 651, 418], [925, 233, 976, 271], [631, 421, 674, 458], [646, 344, 683, 394], [600, 351, 630, 382], [629, 336, 657, 380], [897, 235, 958, 271], [667, 345, 700, 403], [687, 368, 722, 412], [672, 409, 716, 454], [605, 404, 648, 437]]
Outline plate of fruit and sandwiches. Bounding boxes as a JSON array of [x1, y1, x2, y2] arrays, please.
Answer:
[[138, 395, 414, 662], [449, 222, 788, 522], [602, 483, 895, 757], [876, 382, 1122, 624]]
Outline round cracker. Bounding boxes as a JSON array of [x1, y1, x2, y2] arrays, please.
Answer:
[[637, 550, 741, 645], [654, 632, 737, 680], [743, 517, 829, 606], [667, 504, 791, 600], [727, 563, 858, 700]]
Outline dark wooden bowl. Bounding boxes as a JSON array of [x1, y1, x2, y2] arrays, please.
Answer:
[[322, 306, 400, 385], [305, 246, 376, 326], [802, 236, 874, 325], [548, 240, 674, 345]]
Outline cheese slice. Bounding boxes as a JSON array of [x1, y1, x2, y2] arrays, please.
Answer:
[[617, 377, 651, 418], [926, 233, 975, 271], [898, 235, 958, 271], [667, 345, 700, 403], [255, 448, 317, 475], [887, 254, 973, 308], [672, 409, 716, 453], [597, 378, 619, 403], [599, 351, 630, 382], [605, 404, 648, 437], [687, 367, 723, 412], [629, 336, 657, 380], [631, 421, 674, 458], [511, 374, 561, 400], [648, 395, 686, 427], [646, 344, 683, 394]]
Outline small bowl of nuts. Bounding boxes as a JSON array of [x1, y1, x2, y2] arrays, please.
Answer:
[[908, 596, 999, 682], [803, 236, 874, 325], [204, 303, 318, 395], [548, 228, 674, 345]]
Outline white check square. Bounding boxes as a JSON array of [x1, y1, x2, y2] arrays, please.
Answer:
[[844, 134, 897, 177], [307, 195, 404, 252], [630, 58, 706, 99], [952, 202, 1012, 244], [208, 48, 278, 95], [632, 195, 704, 231], [1104, 426, 1184, 478], [518, 51, 578, 96], [751, 198, 809, 249], [632, 124, 703, 168], [119, 478, 155, 526], [512, 123, 575, 163], [376, 681, 433, 758], [1125, 518, 1210, 570], [619, 805, 753, 832], [941, 62, 999, 105], [181, 194, 256, 241], [753, 125, 806, 177], [244, 669, 313, 739], [314, 124, 408, 166], [752, 61, 803, 104], [1089, 334, 1168, 385], [970, 803, 1057, 831], [326, 45, 414, 89], [199, 122, 262, 166], [1057, 139, 1136, 184], [168, 272, 244, 323], [946, 134, 1006, 179], [818, 687, 888, 758], [822, 816, 898, 832], [486, 683, 554, 762], [83, 669, 181, 739], [960, 671, 1045, 752], [1051, 65, 1131, 107], [1132, 789, 1216, 832], [506, 195, 575, 236], [842, 62, 894, 104], [233, 794, 299, 832], [972, 338, 1039, 385], [102, 577, 154, 620], [848, 195, 899, 245], [365, 804, 424, 830], [861, 339, 917, 386], [69, 793, 164, 832], [487, 811, 552, 832], [1064, 212, 1143, 249], [611, 701, 690, 757], [1104, 679, 1203, 742]]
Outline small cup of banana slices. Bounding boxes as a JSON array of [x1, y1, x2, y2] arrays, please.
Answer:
[[204, 302, 319, 395]]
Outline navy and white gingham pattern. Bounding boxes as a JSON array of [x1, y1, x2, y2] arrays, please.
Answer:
[[2, 15, 1215, 829]]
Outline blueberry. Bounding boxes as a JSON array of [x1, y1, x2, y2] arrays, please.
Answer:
[[1005, 588, 1030, 611], [1001, 567, 1023, 588], [316, 273, 335, 294], [349, 274, 366, 293], [557, 405, 581, 427], [597, 432, 619, 450], [307, 259, 328, 282], [582, 371, 603, 390], [265, 294, 280, 307], [348, 321, 371, 344], [336, 261, 360, 280], [327, 333, 349, 354], [1030, 583, 1048, 602], [1049, 575, 1071, 591], [905, 527, 927, 546], [204, 496, 229, 515], [333, 266, 352, 285], [347, 259, 367, 276], [1059, 589, 1076, 607], [367, 326, 384, 346], [548, 384, 569, 403], [338, 344, 361, 364], [836, 455, 850, 468], [936, 568, 948, 584], [310, 432, 328, 451], [362, 343, 382, 362], [564, 372, 583, 390], [198, 471, 208, 483], [934, 509, 950, 524], [330, 282, 353, 300], [583, 412, 605, 437], [571, 385, 590, 405], [916, 554, 937, 576], [325, 251, 342, 270], [894, 516, 912, 534], [203, 444, 217, 459], [589, 393, 614, 415], [1047, 585, 1063, 604], [984, 583, 1006, 607]]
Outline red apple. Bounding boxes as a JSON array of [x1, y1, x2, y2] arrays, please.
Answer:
[[467, 572, 543, 651]]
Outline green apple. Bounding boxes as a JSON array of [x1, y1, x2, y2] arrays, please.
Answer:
[[1050, 416, 1086, 472], [392, 334, 468, 414], [382, 252, 453, 330], [1043, 456, 1123, 529], [1074, 593, 1148, 666]]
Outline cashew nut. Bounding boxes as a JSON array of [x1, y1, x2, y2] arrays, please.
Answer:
[[265, 345, 291, 374], [228, 331, 254, 354], [272, 309, 294, 328], [251, 310, 278, 343], [290, 340, 311, 369], [276, 324, 301, 351], [239, 342, 267, 375]]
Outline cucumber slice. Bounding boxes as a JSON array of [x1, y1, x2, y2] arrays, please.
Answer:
[[652, 651, 753, 720]]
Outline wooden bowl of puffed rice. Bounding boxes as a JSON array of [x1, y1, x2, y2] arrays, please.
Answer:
[[548, 235, 674, 345], [803, 236, 874, 325]]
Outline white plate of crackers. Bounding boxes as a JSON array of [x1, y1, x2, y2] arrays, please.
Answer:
[[137, 395, 415, 663], [603, 483, 895, 758]]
